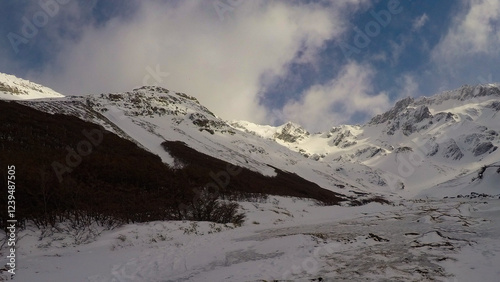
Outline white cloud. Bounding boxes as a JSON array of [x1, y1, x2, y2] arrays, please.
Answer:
[[389, 39, 406, 65], [412, 13, 429, 31], [369, 52, 388, 62], [432, 0, 500, 62], [427, 0, 500, 89], [280, 62, 391, 131], [397, 74, 419, 98], [28, 0, 369, 125]]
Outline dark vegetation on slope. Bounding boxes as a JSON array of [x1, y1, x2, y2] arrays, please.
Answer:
[[0, 101, 345, 230], [0, 101, 188, 229], [161, 141, 346, 205]]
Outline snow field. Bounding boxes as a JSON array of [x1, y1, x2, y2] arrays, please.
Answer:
[[2, 196, 499, 281]]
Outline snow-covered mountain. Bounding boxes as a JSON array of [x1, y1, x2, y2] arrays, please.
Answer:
[[13, 85, 374, 200], [234, 84, 500, 197], [2, 73, 499, 199], [0, 72, 64, 100], [2, 73, 500, 282]]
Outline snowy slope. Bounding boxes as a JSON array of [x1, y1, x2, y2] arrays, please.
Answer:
[[6, 197, 500, 281], [0, 72, 64, 100], [234, 84, 500, 198], [4, 69, 499, 199], [19, 86, 385, 198], [418, 162, 500, 198]]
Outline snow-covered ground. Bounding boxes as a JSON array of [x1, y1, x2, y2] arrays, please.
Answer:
[[3, 196, 500, 281]]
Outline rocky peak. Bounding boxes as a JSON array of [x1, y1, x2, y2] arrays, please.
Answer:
[[274, 122, 310, 143], [369, 97, 414, 125], [413, 105, 433, 123], [415, 84, 500, 107]]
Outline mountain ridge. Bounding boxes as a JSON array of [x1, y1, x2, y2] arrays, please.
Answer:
[[1, 72, 499, 198], [0, 72, 64, 100]]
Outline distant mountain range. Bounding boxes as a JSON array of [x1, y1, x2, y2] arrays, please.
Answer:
[[1, 72, 499, 212]]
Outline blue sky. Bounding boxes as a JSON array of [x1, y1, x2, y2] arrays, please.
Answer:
[[1, 0, 499, 131]]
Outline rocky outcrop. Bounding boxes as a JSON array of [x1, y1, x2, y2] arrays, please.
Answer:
[[473, 142, 498, 157], [443, 139, 464, 160], [274, 122, 310, 143]]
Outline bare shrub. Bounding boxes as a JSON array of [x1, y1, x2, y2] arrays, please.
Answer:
[[180, 188, 245, 225]]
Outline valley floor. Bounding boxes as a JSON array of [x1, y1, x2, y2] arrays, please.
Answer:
[[3, 197, 500, 281]]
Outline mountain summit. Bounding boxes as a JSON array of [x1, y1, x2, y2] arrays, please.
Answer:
[[0, 72, 64, 100]]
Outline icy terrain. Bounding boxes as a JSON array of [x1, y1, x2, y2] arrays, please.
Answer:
[[5, 197, 500, 281]]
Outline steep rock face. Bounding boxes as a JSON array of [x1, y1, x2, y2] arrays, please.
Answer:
[[443, 139, 464, 160], [383, 105, 433, 136], [92, 86, 216, 119], [87, 87, 235, 135], [369, 98, 433, 136], [353, 146, 385, 160], [395, 146, 413, 153], [426, 140, 439, 157], [462, 132, 496, 147], [368, 84, 500, 137], [458, 84, 500, 100], [413, 105, 433, 123], [328, 128, 357, 148], [473, 142, 498, 157], [434, 112, 455, 123], [273, 122, 310, 143], [369, 97, 414, 125], [188, 112, 229, 134], [487, 101, 500, 111], [414, 84, 500, 106]]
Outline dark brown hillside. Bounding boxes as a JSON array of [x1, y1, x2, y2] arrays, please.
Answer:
[[0, 100, 188, 229], [0, 100, 346, 230]]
